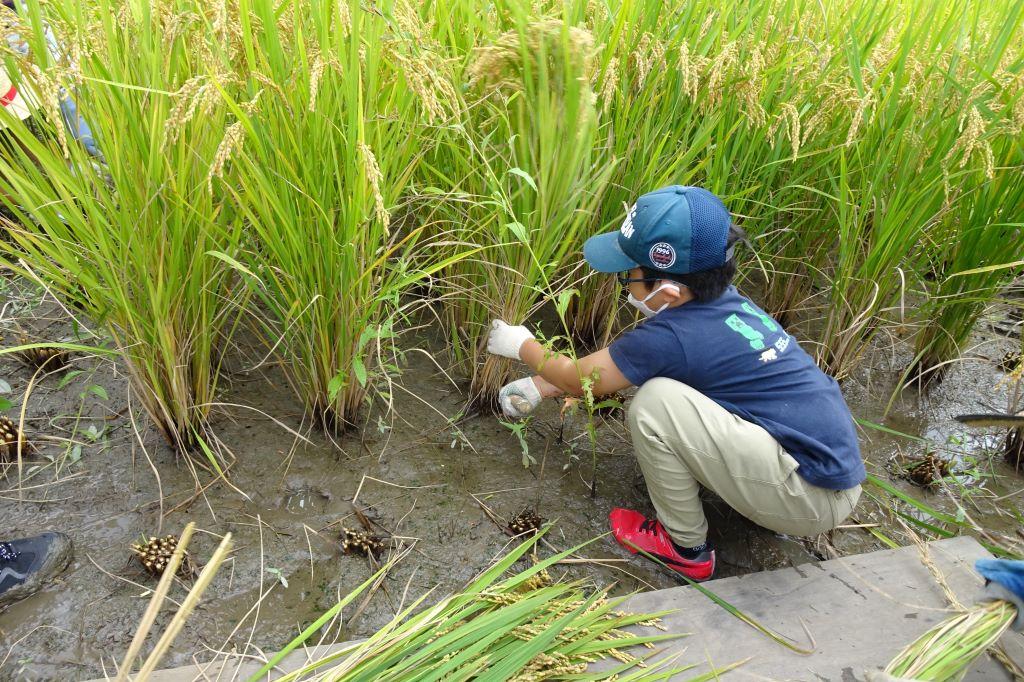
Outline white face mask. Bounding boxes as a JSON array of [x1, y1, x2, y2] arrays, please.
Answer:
[[628, 282, 680, 318]]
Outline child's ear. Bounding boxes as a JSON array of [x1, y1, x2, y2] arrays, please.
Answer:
[[660, 282, 683, 300]]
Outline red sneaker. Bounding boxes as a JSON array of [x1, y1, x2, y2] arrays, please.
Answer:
[[609, 508, 715, 582]]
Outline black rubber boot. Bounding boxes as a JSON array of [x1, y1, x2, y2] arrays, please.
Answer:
[[0, 532, 73, 610]]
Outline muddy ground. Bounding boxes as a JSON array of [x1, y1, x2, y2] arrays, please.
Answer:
[[1, 277, 1022, 681]]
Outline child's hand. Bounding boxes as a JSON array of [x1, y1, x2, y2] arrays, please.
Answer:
[[486, 320, 534, 360], [498, 377, 543, 418]]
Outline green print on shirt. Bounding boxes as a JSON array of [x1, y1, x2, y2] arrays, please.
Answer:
[[741, 301, 778, 332], [725, 314, 766, 350]]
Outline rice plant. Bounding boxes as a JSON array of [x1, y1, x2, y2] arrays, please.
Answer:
[[210, 0, 456, 432], [911, 142, 1024, 385], [792, 0, 1022, 380], [432, 15, 613, 407], [0, 0, 246, 455], [567, 1, 717, 346]]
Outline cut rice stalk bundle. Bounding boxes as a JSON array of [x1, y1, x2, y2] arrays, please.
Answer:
[[252, 532, 745, 681], [897, 451, 953, 488], [130, 534, 196, 579], [340, 527, 387, 559], [506, 507, 544, 536], [881, 600, 1016, 681], [999, 351, 1022, 374]]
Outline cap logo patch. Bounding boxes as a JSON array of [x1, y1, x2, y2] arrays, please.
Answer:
[[649, 242, 676, 269]]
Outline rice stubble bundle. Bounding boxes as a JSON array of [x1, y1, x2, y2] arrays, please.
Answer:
[[130, 533, 196, 579], [0, 415, 30, 461]]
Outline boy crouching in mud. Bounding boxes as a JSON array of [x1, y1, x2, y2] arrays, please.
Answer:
[[486, 185, 865, 581]]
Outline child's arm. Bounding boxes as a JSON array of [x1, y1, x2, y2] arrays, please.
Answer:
[[486, 320, 632, 398], [519, 341, 632, 397]]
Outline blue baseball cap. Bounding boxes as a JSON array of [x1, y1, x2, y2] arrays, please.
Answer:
[[583, 186, 733, 275]]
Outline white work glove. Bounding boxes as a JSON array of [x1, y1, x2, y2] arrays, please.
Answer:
[[498, 377, 543, 418], [486, 320, 534, 360]]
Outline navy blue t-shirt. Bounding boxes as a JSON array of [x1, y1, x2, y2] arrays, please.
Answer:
[[609, 286, 864, 490]]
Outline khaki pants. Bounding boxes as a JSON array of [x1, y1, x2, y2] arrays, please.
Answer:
[[628, 377, 861, 547]]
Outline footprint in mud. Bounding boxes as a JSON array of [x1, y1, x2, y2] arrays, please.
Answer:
[[280, 483, 331, 513]]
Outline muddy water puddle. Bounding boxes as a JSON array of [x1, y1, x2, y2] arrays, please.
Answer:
[[1, 287, 1023, 680]]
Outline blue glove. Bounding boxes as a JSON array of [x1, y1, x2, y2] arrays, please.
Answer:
[[59, 93, 102, 159], [975, 558, 1024, 630]]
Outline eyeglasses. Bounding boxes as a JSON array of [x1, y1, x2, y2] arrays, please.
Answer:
[[616, 273, 660, 285]]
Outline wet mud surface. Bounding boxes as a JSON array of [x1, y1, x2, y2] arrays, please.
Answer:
[[1, 280, 1022, 680]]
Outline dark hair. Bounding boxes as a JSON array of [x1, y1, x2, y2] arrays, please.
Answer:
[[641, 225, 747, 303]]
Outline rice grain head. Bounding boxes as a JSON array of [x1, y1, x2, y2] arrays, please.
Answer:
[[358, 141, 389, 232], [164, 76, 210, 145], [944, 105, 992, 177], [469, 20, 596, 94], [585, 0, 609, 27], [336, 0, 350, 37], [697, 12, 715, 44], [630, 32, 665, 91], [801, 80, 855, 145], [845, 91, 875, 146], [779, 103, 801, 160], [599, 55, 618, 111], [208, 120, 245, 191], [738, 44, 766, 128], [212, 0, 228, 38], [389, 45, 456, 122], [241, 89, 264, 114], [678, 42, 708, 100], [308, 50, 326, 112], [393, 0, 430, 43], [35, 65, 69, 154], [706, 40, 737, 106], [253, 71, 291, 109]]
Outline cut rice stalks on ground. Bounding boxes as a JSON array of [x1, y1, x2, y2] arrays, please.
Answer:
[[249, 532, 747, 681], [115, 523, 233, 681], [880, 600, 1017, 681]]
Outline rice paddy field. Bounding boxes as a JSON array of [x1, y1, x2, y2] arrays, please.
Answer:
[[1, 0, 1024, 678]]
